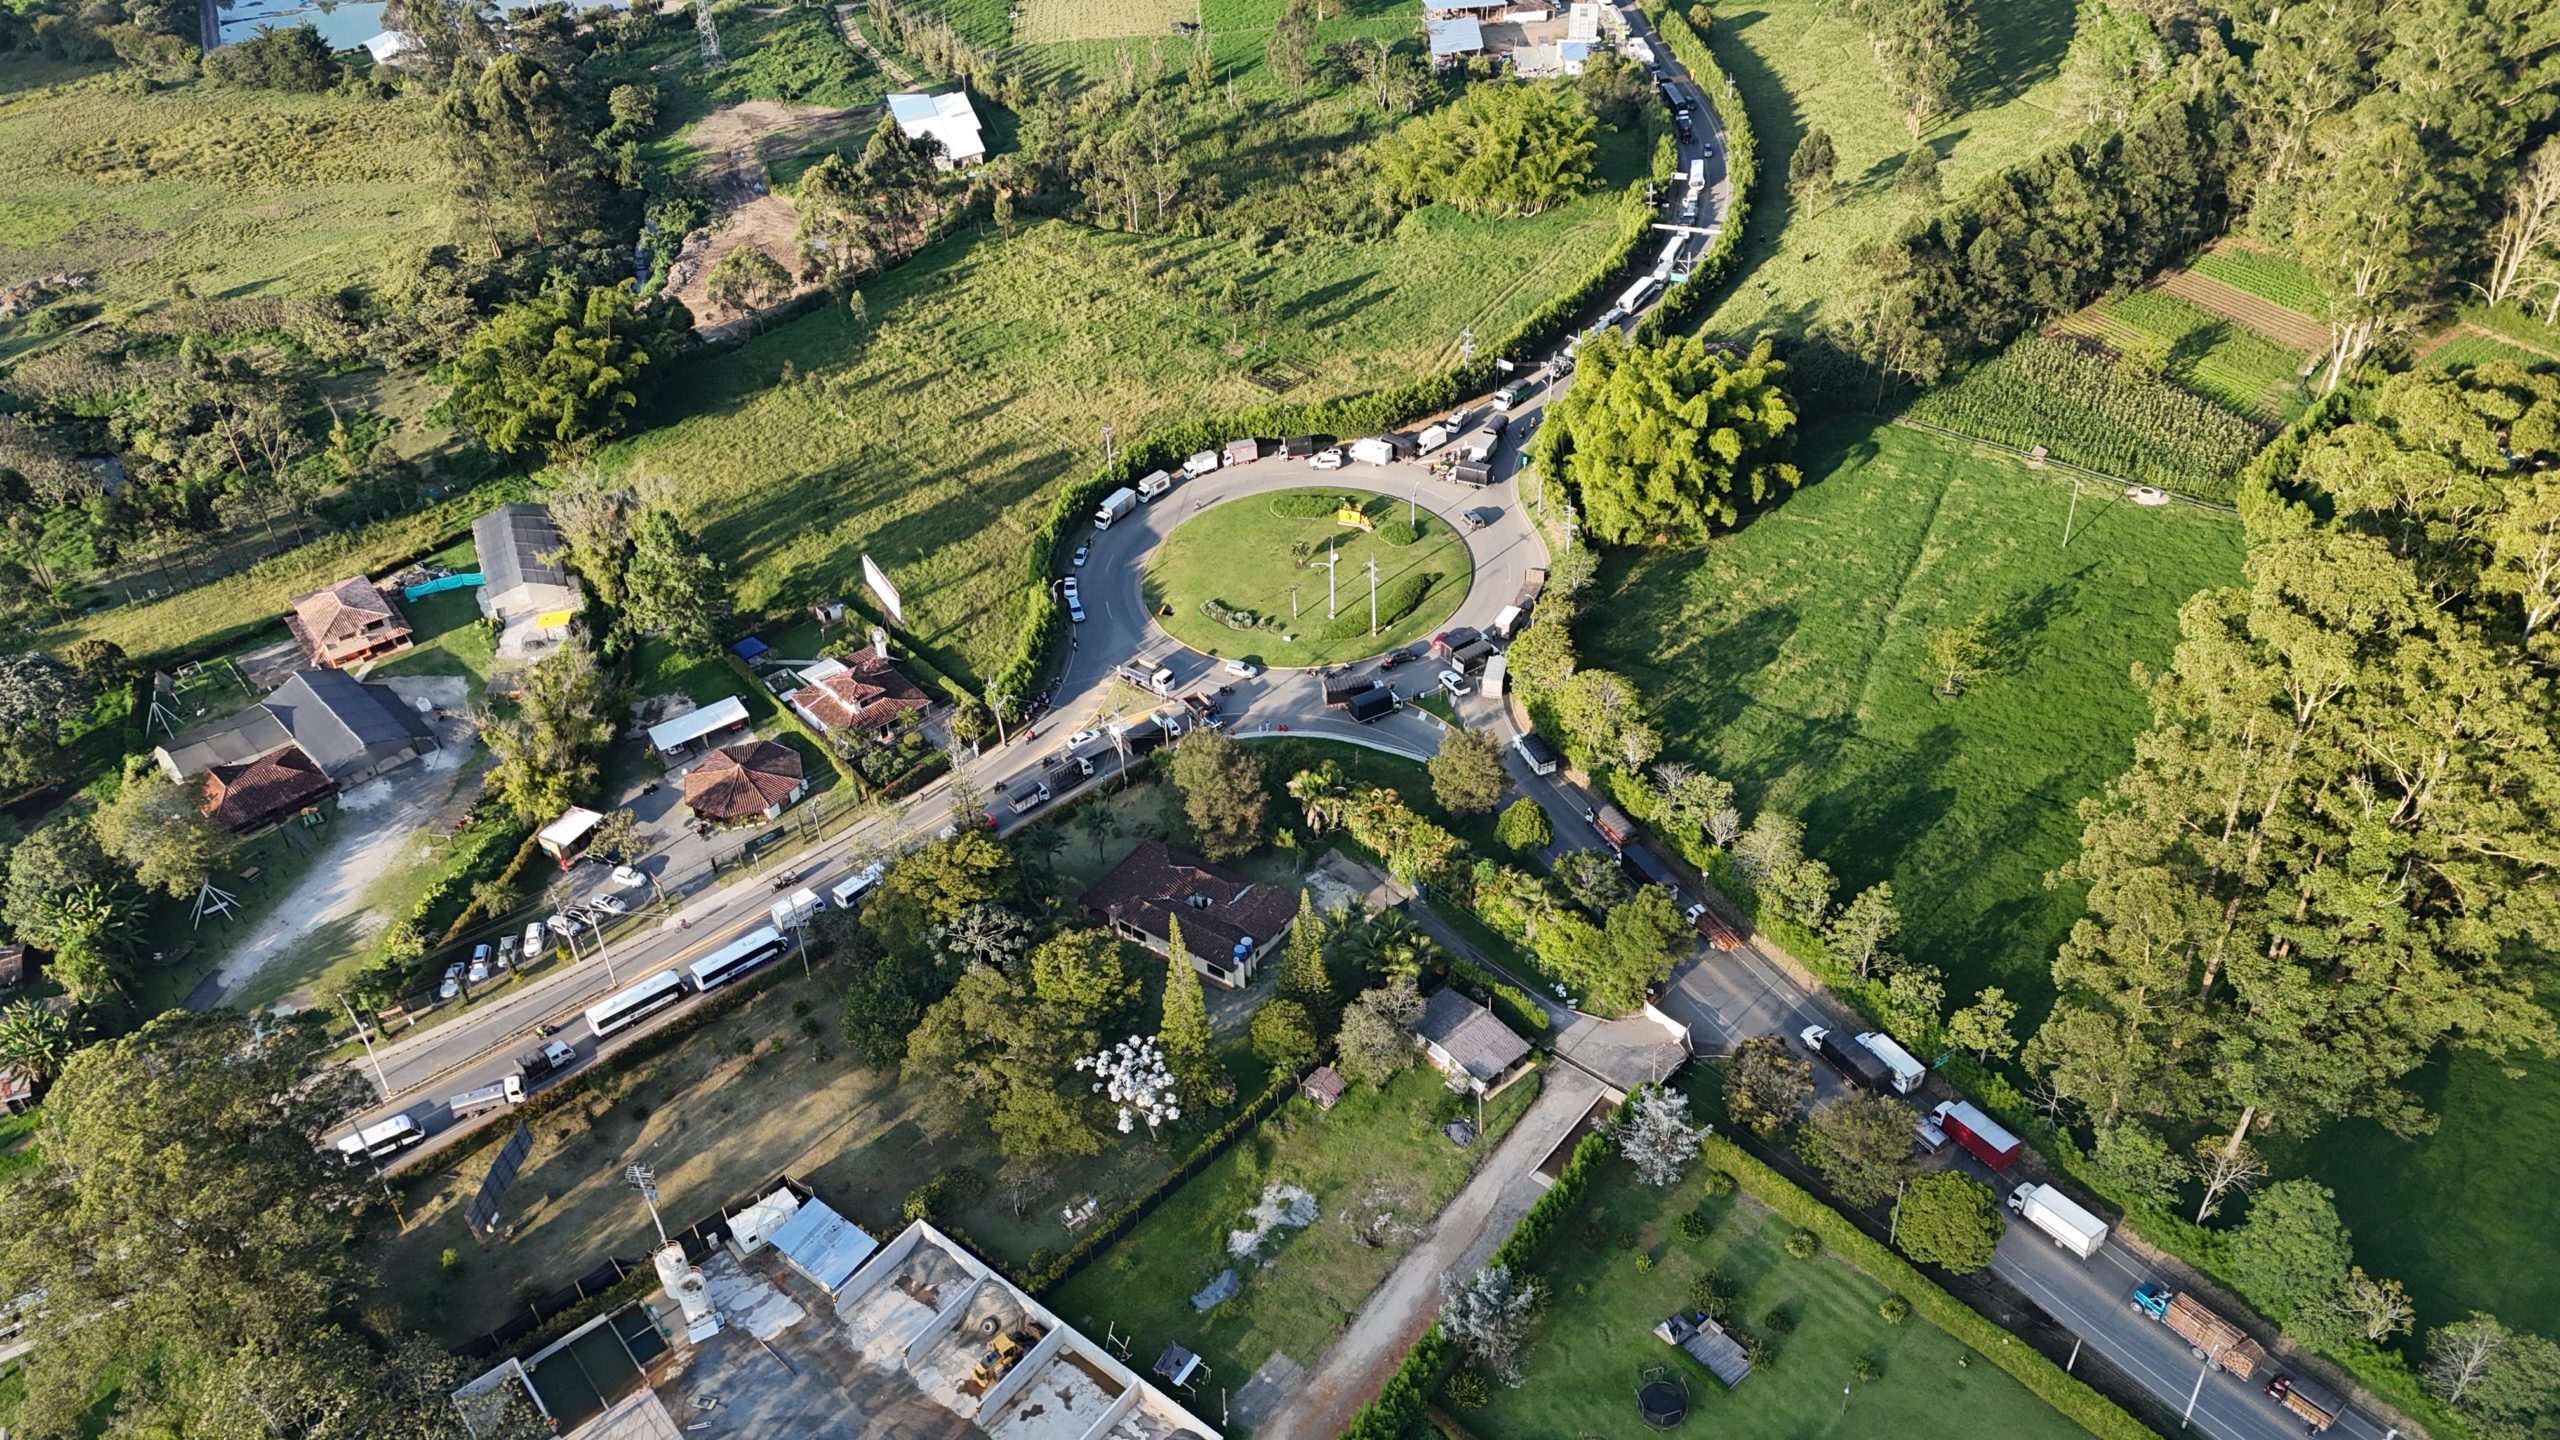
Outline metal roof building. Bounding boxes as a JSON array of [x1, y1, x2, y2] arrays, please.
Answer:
[[155, 669, 438, 790], [472, 503, 582, 625]]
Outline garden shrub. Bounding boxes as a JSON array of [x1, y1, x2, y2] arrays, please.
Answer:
[[1317, 571, 1436, 639], [1763, 1307, 1796, 1334], [1676, 1209, 1712, 1241], [1880, 1294, 1911, 1324], [1270, 491, 1361, 517], [1444, 1369, 1492, 1410], [1701, 1169, 1736, 1198], [1784, 1228, 1819, 1260]]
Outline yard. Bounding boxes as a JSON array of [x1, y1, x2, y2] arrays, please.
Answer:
[[1046, 1063, 1541, 1432], [1455, 1152, 2101, 1440], [1144, 490, 1475, 668], [1579, 415, 2243, 1029], [377, 967, 1271, 1348], [1677, 0, 2076, 347]]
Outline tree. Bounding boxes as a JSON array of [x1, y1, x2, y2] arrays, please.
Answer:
[[1881, 963, 1944, 1039], [1733, 810, 1804, 890], [204, 22, 339, 91], [3, 823, 140, 1003], [2293, 108, 2433, 391], [933, 902, 1035, 971], [1894, 142, 1942, 203], [1895, 1171, 2001, 1272], [1614, 1085, 1704, 1186], [1533, 331, 1801, 543], [2189, 1132, 2267, 1223], [1369, 81, 1600, 217], [1168, 728, 1268, 860], [1439, 1264, 1540, 1385], [1429, 725, 1508, 815], [60, 639, 126, 687], [1276, 892, 1334, 1015], [2484, 140, 2560, 310], [1825, 883, 1901, 979], [1495, 798, 1552, 854], [1266, 0, 1315, 96], [2458, 1328, 2560, 1440], [704, 245, 794, 321], [585, 806, 645, 865], [1651, 764, 1736, 845], [0, 1000, 76, 1085], [437, 52, 602, 250], [1726, 1034, 1813, 1139], [1944, 986, 2018, 1062], [2426, 1314, 2510, 1407], [2058, 0, 2168, 129], [622, 507, 731, 653], [91, 768, 233, 898], [1553, 848, 1629, 911], [0, 1012, 411, 1440], [449, 280, 676, 457], [1601, 885, 1691, 1004], [906, 963, 1105, 1161], [1855, 0, 1976, 137], [1157, 916, 1229, 1105], [1555, 668, 1646, 767], [0, 651, 84, 740], [1576, 50, 1650, 129], [867, 829, 1016, 957], [1799, 1091, 1914, 1207], [2085, 1122, 2187, 1211], [1923, 615, 1991, 695], [2320, 1267, 2415, 1345], [1337, 979, 1423, 1087], [1250, 999, 1319, 1071], [1026, 928, 1135, 1020], [479, 635, 615, 822], [1788, 126, 1838, 212], [2223, 1180, 2354, 1330]]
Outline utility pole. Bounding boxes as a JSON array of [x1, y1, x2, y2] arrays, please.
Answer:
[[343, 994, 391, 1098], [1366, 558, 1378, 634], [1315, 538, 1339, 618], [1459, 325, 1474, 366], [627, 1164, 671, 1245], [1102, 422, 1115, 470], [2062, 473, 2083, 549]]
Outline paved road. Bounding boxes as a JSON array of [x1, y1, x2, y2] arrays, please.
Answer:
[[1258, 1064, 1607, 1440]]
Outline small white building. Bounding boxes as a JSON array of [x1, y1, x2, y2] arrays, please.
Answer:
[[885, 91, 986, 170], [359, 30, 422, 65]]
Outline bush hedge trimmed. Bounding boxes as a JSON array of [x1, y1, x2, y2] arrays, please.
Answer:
[[1445, 952, 1549, 1035]]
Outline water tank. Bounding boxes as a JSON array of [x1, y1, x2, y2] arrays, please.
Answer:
[[654, 1242, 723, 1341]]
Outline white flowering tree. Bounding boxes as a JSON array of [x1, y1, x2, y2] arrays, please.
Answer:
[[1439, 1264, 1540, 1385], [1075, 1035, 1182, 1137], [1613, 1084, 1705, 1186]]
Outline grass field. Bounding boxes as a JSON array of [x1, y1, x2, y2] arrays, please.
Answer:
[[380, 966, 1274, 1345], [593, 120, 1648, 684], [584, 2, 888, 161], [1458, 1153, 2098, 1440], [1579, 415, 2243, 1027], [2054, 289, 2311, 419], [1047, 1063, 1540, 1432], [2458, 300, 2560, 360], [2187, 247, 2322, 317], [910, 0, 1427, 100], [1678, 0, 2076, 345], [1144, 490, 1475, 667], [0, 1110, 39, 1191], [2423, 330, 2555, 374], [0, 62, 451, 359]]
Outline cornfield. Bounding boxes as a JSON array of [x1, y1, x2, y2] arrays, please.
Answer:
[[1906, 337, 2267, 502]]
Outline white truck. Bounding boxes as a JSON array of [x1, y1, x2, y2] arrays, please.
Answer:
[[1855, 1031, 1926, 1094], [1625, 35, 1654, 67], [2008, 1183, 2109, 1260], [448, 1073, 528, 1120], [1135, 469, 1174, 502], [1181, 449, 1221, 479], [1350, 436, 1397, 467], [1094, 487, 1139, 529], [770, 886, 824, 931]]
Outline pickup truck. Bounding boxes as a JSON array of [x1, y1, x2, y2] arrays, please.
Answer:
[[519, 1038, 577, 1081]]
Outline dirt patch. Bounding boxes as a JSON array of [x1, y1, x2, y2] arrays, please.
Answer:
[[665, 101, 873, 341], [1227, 1181, 1319, 1259], [2153, 269, 2329, 353]]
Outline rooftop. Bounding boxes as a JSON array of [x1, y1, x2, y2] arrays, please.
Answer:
[[682, 738, 804, 821], [790, 646, 930, 733], [1078, 838, 1298, 968], [473, 502, 573, 599], [1415, 987, 1532, 1083], [885, 90, 986, 163], [157, 669, 435, 782], [1428, 16, 1485, 54]]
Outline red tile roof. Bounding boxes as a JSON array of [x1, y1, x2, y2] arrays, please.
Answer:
[[1078, 838, 1299, 967], [287, 577, 409, 665], [201, 745, 335, 832], [789, 647, 929, 735], [683, 740, 806, 821]]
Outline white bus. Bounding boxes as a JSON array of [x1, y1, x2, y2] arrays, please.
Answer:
[[585, 968, 690, 1038], [687, 925, 792, 993], [335, 1112, 425, 1166]]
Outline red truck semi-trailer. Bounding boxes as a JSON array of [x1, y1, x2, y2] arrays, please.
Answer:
[[1932, 1100, 2022, 1170]]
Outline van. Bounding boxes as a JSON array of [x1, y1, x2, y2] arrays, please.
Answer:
[[1136, 469, 1174, 502], [830, 862, 887, 910], [1491, 604, 1524, 638]]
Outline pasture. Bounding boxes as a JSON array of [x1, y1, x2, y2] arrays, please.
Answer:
[[1675, 0, 2076, 346], [1579, 415, 2243, 1028]]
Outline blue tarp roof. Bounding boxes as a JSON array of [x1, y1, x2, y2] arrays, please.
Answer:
[[730, 636, 769, 660], [1428, 17, 1485, 54], [1560, 39, 1591, 60], [769, 1197, 878, 1294]]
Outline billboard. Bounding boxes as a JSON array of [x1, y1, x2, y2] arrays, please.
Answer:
[[860, 553, 903, 625]]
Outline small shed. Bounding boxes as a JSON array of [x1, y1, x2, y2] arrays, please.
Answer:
[[644, 696, 751, 758], [1302, 1066, 1348, 1110], [538, 806, 605, 863], [1427, 16, 1485, 65], [769, 1195, 879, 1296]]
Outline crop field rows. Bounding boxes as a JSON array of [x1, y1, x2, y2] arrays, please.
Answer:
[[2423, 329, 2556, 373], [2186, 245, 2324, 321], [2053, 288, 2311, 421], [1904, 335, 2268, 500]]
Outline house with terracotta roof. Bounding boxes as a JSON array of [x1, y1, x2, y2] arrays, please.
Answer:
[[682, 739, 807, 824], [1077, 838, 1298, 989], [287, 577, 413, 669], [786, 647, 931, 743], [156, 669, 438, 795], [201, 746, 336, 833]]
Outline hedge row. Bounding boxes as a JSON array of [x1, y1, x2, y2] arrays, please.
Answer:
[[1021, 1063, 1306, 1297], [1444, 952, 1550, 1036], [1318, 571, 1438, 639], [1700, 1133, 2162, 1440], [1337, 1092, 1632, 1440], [1635, 0, 1762, 345]]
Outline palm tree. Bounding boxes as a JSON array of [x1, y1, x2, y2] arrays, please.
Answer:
[[1350, 907, 1437, 986], [1286, 761, 1347, 833], [0, 999, 78, 1085], [1075, 803, 1123, 861]]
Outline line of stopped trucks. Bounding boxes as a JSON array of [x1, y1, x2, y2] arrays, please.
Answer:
[[1794, 1023, 2343, 1434]]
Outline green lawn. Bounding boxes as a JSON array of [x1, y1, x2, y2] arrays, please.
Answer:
[[1579, 416, 2244, 1025], [1046, 1063, 1542, 1433], [2055, 289, 2312, 420], [129, 821, 332, 1018], [1144, 490, 1475, 667], [2187, 248, 2323, 317], [0, 63, 451, 361], [583, 2, 888, 171], [591, 117, 1647, 684], [0, 1109, 40, 1191], [1457, 1154, 2101, 1440], [1678, 0, 2076, 346], [367, 551, 500, 697]]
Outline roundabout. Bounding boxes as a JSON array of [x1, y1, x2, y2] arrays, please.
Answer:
[[1141, 488, 1477, 668]]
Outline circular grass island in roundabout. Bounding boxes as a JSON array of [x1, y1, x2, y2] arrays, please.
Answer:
[[1143, 488, 1476, 668]]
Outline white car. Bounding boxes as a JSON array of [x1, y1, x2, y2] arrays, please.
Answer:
[[439, 962, 465, 1000], [610, 865, 648, 889], [590, 893, 630, 917], [1072, 544, 1089, 567], [1061, 576, 1080, 602], [1438, 668, 1470, 697], [1068, 727, 1102, 748], [522, 921, 546, 961], [1309, 448, 1346, 470], [1223, 659, 1261, 678], [1069, 600, 1087, 624], [547, 911, 586, 937]]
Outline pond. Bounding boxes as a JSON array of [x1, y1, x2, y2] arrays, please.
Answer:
[[214, 0, 625, 53]]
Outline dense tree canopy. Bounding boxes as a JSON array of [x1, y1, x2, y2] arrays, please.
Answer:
[[1370, 81, 1599, 218], [448, 279, 678, 457], [1534, 331, 1801, 543]]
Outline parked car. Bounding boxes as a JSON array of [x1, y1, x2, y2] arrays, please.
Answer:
[[609, 865, 648, 889], [439, 961, 465, 1000], [1071, 544, 1089, 567], [1223, 658, 1261, 678], [591, 893, 630, 916], [1068, 599, 1087, 624], [547, 911, 586, 937], [1061, 576, 1080, 602], [522, 922, 546, 961], [1309, 447, 1346, 470], [466, 945, 493, 984], [1379, 645, 1418, 671], [1438, 668, 1470, 697]]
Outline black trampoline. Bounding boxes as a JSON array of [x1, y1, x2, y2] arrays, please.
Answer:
[[1638, 1376, 1690, 1428]]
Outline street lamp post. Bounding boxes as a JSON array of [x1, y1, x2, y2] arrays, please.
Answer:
[[1367, 558, 1378, 635], [343, 995, 392, 1098]]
